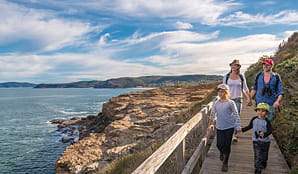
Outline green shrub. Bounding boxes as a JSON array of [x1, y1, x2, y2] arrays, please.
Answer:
[[289, 165, 298, 174], [245, 32, 298, 170]]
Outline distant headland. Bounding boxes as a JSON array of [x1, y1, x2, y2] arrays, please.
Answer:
[[0, 74, 222, 88], [0, 82, 36, 88]]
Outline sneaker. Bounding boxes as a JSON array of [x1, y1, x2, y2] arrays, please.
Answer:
[[261, 161, 267, 169], [232, 135, 238, 142], [221, 164, 228, 172], [255, 168, 262, 174]]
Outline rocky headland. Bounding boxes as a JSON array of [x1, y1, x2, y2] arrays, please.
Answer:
[[52, 82, 218, 174]]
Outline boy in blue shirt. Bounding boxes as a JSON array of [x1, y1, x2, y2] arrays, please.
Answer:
[[241, 103, 273, 174]]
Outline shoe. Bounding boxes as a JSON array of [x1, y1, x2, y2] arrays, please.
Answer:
[[255, 168, 262, 174], [220, 152, 223, 161], [232, 135, 238, 142], [221, 163, 228, 172], [261, 161, 267, 169]]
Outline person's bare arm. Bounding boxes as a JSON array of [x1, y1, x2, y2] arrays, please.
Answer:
[[273, 95, 283, 109], [250, 89, 256, 99], [244, 91, 252, 106]]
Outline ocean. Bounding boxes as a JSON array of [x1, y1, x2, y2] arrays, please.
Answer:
[[0, 88, 146, 174]]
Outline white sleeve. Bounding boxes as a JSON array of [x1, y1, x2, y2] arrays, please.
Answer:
[[241, 73, 249, 92], [223, 74, 228, 84], [230, 100, 241, 130]]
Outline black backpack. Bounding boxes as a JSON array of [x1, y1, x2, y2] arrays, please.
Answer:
[[254, 72, 280, 90]]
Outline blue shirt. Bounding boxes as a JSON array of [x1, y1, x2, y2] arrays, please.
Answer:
[[253, 72, 284, 105], [210, 99, 241, 130]]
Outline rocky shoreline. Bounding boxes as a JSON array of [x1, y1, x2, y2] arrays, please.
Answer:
[[51, 83, 218, 174], [50, 113, 110, 144]]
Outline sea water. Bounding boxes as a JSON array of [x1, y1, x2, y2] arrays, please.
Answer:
[[0, 88, 146, 174]]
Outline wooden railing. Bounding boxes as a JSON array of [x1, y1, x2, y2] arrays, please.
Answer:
[[132, 98, 217, 174]]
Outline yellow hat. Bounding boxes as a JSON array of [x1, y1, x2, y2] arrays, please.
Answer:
[[255, 103, 270, 113]]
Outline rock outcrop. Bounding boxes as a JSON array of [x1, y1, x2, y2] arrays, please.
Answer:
[[54, 83, 217, 174]]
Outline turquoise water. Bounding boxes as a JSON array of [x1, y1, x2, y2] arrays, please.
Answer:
[[0, 88, 146, 174]]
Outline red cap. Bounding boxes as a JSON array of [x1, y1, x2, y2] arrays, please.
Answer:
[[263, 59, 274, 67]]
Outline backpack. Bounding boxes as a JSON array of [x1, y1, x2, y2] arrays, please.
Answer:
[[225, 73, 244, 89], [254, 72, 280, 90]]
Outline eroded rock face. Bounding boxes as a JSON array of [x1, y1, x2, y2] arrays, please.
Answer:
[[55, 83, 217, 174]]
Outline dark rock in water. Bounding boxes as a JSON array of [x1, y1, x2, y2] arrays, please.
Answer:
[[50, 113, 111, 144], [50, 119, 65, 124], [61, 137, 74, 143]]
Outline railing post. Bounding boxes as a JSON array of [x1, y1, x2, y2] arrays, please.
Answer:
[[175, 123, 185, 174], [132, 100, 214, 174], [201, 107, 208, 161]]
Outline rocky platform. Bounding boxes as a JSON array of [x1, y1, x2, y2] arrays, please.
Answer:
[[53, 83, 217, 174]]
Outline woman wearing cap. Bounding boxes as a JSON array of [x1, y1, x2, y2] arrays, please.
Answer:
[[223, 59, 251, 142], [209, 84, 241, 172]]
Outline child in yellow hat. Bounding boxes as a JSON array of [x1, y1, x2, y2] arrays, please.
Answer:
[[241, 103, 273, 174]]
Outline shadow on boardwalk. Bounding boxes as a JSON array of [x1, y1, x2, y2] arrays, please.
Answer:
[[200, 101, 289, 174]]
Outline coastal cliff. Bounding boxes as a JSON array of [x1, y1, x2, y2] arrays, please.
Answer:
[[53, 82, 218, 174]]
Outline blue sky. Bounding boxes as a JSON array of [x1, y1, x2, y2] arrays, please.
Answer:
[[0, 0, 297, 83]]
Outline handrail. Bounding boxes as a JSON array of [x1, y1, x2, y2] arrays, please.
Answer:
[[182, 123, 215, 174], [132, 99, 216, 174]]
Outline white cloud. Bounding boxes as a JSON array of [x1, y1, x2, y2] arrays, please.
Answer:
[[120, 32, 284, 75], [0, 54, 52, 81], [0, 1, 99, 53], [174, 21, 193, 29], [160, 34, 282, 74], [29, 0, 240, 24], [258, 1, 277, 6], [1, 31, 289, 83], [98, 33, 111, 46], [1, 1, 296, 83], [107, 0, 239, 23], [213, 10, 298, 26], [116, 30, 220, 57], [171, 34, 277, 59], [141, 55, 180, 66]]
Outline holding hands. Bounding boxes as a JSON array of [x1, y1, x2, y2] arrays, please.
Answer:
[[247, 98, 252, 106], [259, 131, 265, 138]]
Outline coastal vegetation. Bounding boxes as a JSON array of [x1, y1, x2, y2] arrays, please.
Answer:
[[0, 82, 36, 87], [34, 74, 222, 88], [245, 32, 298, 173]]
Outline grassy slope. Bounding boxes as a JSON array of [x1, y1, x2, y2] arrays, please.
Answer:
[[245, 32, 298, 173]]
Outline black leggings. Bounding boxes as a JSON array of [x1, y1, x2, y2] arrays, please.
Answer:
[[253, 141, 270, 169], [216, 128, 234, 161]]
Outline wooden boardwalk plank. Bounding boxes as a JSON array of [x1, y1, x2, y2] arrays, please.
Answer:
[[199, 101, 289, 174]]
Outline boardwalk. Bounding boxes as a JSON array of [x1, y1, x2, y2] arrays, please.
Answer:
[[200, 101, 289, 174]]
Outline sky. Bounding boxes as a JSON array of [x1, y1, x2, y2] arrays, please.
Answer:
[[0, 0, 297, 83]]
